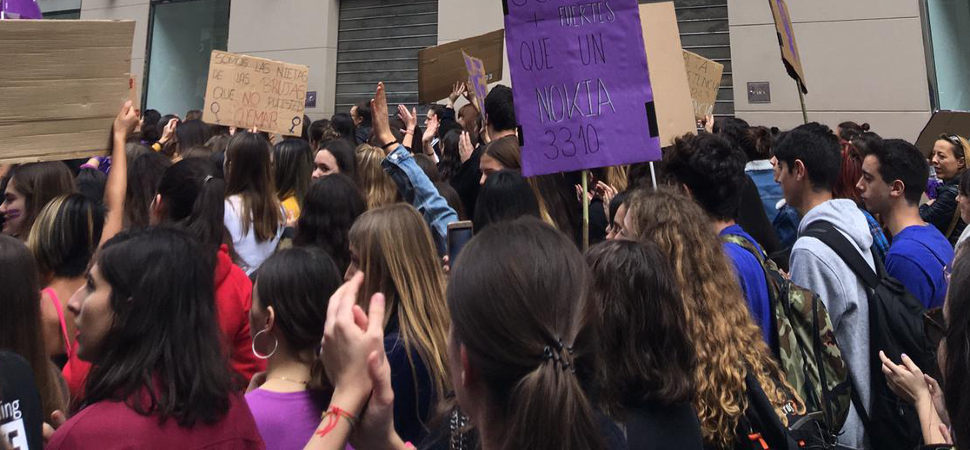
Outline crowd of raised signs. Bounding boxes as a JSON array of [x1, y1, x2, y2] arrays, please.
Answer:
[[1, 77, 969, 450]]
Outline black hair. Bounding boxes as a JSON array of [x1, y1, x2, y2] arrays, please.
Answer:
[[319, 139, 356, 179], [156, 158, 226, 255], [837, 121, 870, 142], [301, 114, 312, 141], [294, 174, 365, 274], [125, 151, 172, 229], [354, 100, 372, 125], [141, 109, 161, 143], [413, 154, 440, 182], [330, 113, 355, 141], [866, 139, 929, 205], [175, 120, 212, 152], [273, 138, 314, 205], [473, 170, 540, 233], [608, 190, 631, 227], [157, 114, 179, 131], [585, 239, 695, 416], [438, 129, 462, 182], [84, 227, 234, 427], [435, 181, 466, 220], [960, 169, 970, 198], [75, 167, 107, 207], [772, 122, 842, 192], [484, 85, 516, 132], [713, 117, 755, 161], [29, 193, 105, 278], [255, 247, 341, 390], [308, 119, 330, 148], [662, 132, 747, 221]]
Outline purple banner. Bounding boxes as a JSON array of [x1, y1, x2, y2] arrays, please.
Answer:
[[1, 0, 41, 19], [504, 0, 661, 176]]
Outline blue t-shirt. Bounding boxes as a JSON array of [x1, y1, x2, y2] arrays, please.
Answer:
[[720, 225, 774, 348], [886, 224, 953, 309]]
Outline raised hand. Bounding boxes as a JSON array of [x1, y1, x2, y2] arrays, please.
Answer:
[[370, 82, 396, 147], [459, 131, 474, 164]]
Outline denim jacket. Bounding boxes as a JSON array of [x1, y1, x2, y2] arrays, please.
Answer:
[[382, 145, 458, 255]]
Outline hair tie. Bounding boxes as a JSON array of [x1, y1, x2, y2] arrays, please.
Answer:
[[541, 337, 576, 373], [203, 175, 214, 185]]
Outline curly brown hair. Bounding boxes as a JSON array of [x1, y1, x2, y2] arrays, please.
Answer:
[[624, 187, 801, 448]]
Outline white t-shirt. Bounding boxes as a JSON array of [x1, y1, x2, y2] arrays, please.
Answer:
[[224, 195, 283, 275]]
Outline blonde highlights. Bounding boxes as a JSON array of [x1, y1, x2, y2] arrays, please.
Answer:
[[354, 144, 400, 210], [626, 187, 799, 447], [348, 204, 451, 401]]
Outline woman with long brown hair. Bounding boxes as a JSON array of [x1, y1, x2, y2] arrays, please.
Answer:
[[345, 203, 450, 443], [1, 162, 75, 240], [623, 187, 801, 448], [224, 131, 284, 274]]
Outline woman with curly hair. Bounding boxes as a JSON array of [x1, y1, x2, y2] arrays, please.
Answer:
[[623, 187, 802, 448]]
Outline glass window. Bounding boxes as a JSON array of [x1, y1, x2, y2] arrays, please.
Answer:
[[145, 0, 230, 117], [37, 0, 80, 19], [925, 0, 970, 110]]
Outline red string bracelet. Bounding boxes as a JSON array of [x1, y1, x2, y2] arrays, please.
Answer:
[[314, 406, 358, 438]]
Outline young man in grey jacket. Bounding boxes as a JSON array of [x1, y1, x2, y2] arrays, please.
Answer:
[[772, 123, 874, 449]]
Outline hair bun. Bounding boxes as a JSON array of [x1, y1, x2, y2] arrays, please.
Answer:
[[861, 123, 871, 131]]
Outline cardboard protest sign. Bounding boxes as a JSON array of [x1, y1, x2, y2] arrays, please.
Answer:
[[640, 2, 696, 148], [462, 51, 488, 113], [683, 50, 724, 120], [769, 0, 807, 93], [419, 30, 504, 104], [916, 111, 970, 158], [0, 20, 135, 164], [505, 0, 662, 177], [202, 50, 309, 137]]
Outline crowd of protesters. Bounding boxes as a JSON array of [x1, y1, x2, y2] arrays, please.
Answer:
[[1, 75, 969, 450]]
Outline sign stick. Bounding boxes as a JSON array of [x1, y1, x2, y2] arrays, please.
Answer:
[[797, 81, 808, 124], [582, 170, 590, 251], [649, 161, 659, 191]]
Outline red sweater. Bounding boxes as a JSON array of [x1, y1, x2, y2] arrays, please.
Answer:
[[63, 246, 265, 400], [47, 393, 264, 449]]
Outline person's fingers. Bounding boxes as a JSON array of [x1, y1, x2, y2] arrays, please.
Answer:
[[900, 353, 921, 373], [367, 350, 394, 407], [367, 293, 386, 336], [352, 304, 369, 331], [337, 272, 366, 322], [925, 375, 941, 393], [51, 410, 66, 427]]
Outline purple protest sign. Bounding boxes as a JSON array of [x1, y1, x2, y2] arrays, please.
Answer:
[[0, 0, 42, 19], [504, 0, 661, 177], [462, 51, 488, 115]]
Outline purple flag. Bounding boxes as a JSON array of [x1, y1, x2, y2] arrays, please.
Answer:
[[1, 0, 42, 19], [504, 0, 661, 177]]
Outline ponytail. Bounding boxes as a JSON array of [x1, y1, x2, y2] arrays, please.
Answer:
[[157, 159, 226, 254], [447, 218, 603, 450], [180, 175, 225, 253]]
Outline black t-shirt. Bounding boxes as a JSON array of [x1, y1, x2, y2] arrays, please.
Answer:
[[0, 351, 43, 450], [450, 145, 484, 219], [623, 401, 704, 449]]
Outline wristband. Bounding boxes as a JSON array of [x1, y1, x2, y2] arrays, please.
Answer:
[[152, 142, 163, 152], [382, 140, 399, 150], [314, 405, 358, 438]]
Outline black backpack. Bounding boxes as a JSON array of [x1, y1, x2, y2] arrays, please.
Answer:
[[802, 221, 937, 450]]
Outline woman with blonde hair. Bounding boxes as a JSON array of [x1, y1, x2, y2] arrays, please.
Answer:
[[623, 187, 801, 449], [354, 144, 400, 209], [346, 202, 450, 443]]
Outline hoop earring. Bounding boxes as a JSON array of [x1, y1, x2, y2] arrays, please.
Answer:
[[252, 329, 278, 359]]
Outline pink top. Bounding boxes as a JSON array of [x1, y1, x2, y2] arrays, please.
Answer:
[[42, 287, 72, 357]]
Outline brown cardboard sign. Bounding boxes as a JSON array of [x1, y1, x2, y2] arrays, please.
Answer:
[[0, 20, 135, 164], [683, 50, 724, 119], [769, 0, 807, 93], [202, 50, 309, 137], [916, 110, 970, 158], [640, 2, 696, 147], [419, 29, 504, 104]]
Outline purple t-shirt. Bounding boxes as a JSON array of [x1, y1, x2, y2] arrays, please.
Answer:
[[245, 389, 328, 450]]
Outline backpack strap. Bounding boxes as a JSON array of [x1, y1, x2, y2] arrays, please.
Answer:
[[801, 221, 879, 289], [721, 233, 768, 266]]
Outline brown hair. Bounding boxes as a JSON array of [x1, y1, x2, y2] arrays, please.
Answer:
[[585, 239, 695, 417], [0, 235, 67, 417], [625, 187, 800, 447], [6, 162, 75, 239], [483, 135, 521, 170], [354, 144, 400, 210], [448, 218, 603, 450], [348, 204, 450, 401], [225, 132, 283, 241]]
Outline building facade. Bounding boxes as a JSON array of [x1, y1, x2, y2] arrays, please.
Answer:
[[44, 0, 967, 141]]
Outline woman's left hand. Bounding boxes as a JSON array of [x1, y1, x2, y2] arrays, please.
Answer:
[[880, 351, 930, 404]]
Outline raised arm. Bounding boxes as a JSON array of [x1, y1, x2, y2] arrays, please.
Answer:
[[100, 101, 139, 247]]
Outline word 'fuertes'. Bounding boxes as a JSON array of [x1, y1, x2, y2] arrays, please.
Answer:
[[559, 1, 616, 28]]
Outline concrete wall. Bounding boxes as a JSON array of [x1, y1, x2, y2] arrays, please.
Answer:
[[727, 0, 932, 141], [227, 0, 339, 119], [81, 0, 151, 108]]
